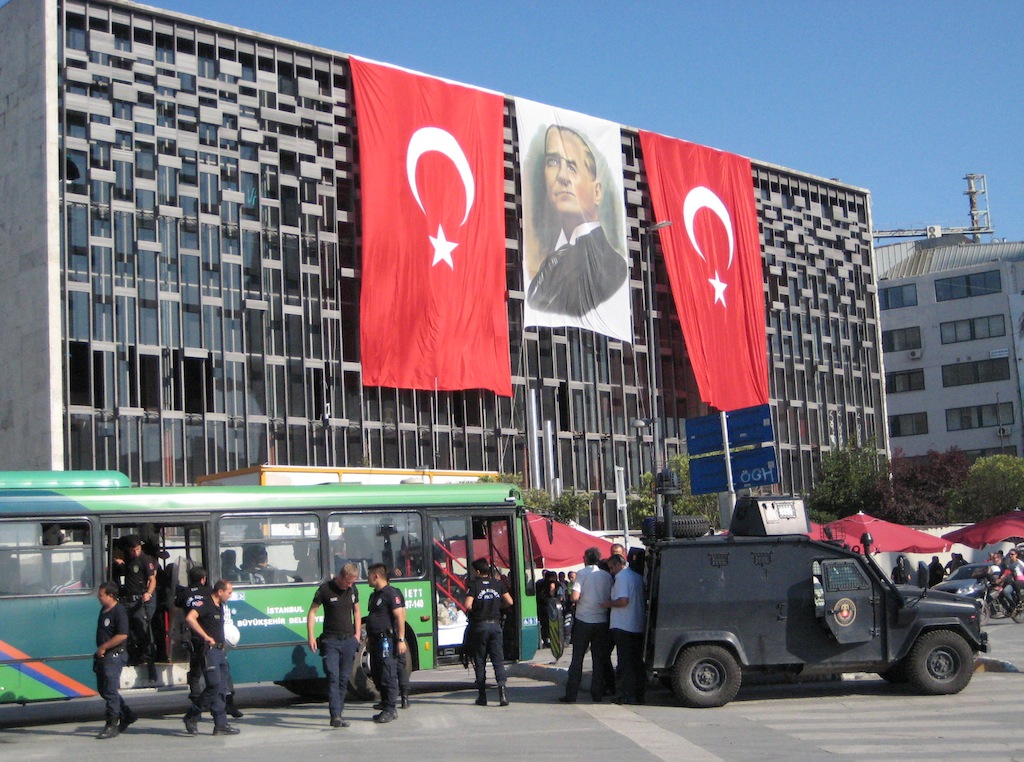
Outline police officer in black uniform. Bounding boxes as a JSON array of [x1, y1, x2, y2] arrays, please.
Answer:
[[94, 580, 137, 739], [365, 562, 406, 723], [182, 579, 240, 736], [112, 534, 157, 673], [307, 562, 362, 728], [465, 558, 514, 707]]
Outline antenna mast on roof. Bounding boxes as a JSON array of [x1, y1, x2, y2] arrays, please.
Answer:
[[873, 173, 994, 240]]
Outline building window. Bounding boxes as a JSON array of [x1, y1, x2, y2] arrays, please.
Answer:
[[940, 314, 1005, 344], [889, 412, 928, 438], [946, 402, 1013, 432], [879, 283, 917, 310], [886, 369, 925, 394], [881, 326, 921, 353], [935, 270, 1001, 302], [942, 358, 1011, 388]]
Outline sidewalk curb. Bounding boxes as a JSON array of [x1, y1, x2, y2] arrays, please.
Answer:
[[507, 660, 567, 685], [975, 656, 1020, 673]]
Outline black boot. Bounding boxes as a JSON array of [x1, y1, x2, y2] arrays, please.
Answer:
[[96, 722, 119, 740], [400, 693, 410, 709], [475, 688, 487, 706], [498, 686, 509, 707], [226, 694, 244, 718]]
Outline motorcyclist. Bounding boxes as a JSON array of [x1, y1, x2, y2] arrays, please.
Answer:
[[993, 549, 1024, 610]]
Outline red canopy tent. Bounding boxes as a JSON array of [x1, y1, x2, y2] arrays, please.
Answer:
[[824, 512, 951, 554], [525, 512, 614, 568], [943, 510, 1024, 549]]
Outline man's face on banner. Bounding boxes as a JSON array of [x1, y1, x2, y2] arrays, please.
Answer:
[[544, 127, 602, 226]]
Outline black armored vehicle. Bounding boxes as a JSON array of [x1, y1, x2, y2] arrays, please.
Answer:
[[644, 497, 987, 707]]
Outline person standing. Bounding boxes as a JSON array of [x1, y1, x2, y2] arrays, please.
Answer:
[[93, 581, 136, 739], [559, 547, 613, 703], [307, 562, 362, 728], [604, 553, 646, 704], [112, 534, 157, 673], [365, 562, 406, 723], [465, 558, 514, 707], [182, 579, 239, 736]]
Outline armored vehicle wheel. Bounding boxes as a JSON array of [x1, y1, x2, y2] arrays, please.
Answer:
[[906, 630, 974, 695], [656, 515, 711, 539], [671, 644, 741, 707]]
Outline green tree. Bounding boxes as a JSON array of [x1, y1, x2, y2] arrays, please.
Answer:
[[879, 448, 970, 525], [952, 455, 1024, 522], [550, 489, 591, 524], [807, 440, 884, 523], [627, 454, 719, 530]]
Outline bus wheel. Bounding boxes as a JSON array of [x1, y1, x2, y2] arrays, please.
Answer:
[[671, 644, 741, 708], [350, 638, 414, 701]]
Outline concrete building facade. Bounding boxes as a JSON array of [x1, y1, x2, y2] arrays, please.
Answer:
[[879, 237, 1024, 460], [0, 0, 887, 526]]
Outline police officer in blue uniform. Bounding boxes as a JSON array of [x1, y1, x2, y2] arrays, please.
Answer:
[[182, 579, 239, 736], [365, 562, 406, 723], [465, 558, 514, 707], [112, 534, 157, 672], [94, 580, 136, 739], [307, 562, 362, 728]]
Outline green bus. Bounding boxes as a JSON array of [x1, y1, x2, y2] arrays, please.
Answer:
[[0, 471, 539, 704]]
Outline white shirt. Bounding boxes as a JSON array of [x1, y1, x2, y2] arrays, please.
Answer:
[[609, 566, 645, 633], [573, 564, 612, 624]]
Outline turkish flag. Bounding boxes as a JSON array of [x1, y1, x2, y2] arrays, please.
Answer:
[[638, 131, 769, 411], [351, 58, 511, 396]]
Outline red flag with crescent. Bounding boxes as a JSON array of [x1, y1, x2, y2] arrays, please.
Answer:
[[638, 131, 769, 411], [351, 58, 511, 396]]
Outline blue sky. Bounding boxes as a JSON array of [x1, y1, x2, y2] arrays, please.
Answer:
[[57, 1, 1024, 241]]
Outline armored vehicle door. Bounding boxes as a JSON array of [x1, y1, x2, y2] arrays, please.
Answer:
[[815, 558, 877, 644]]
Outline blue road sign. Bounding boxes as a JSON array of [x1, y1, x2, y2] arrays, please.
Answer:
[[689, 445, 780, 495], [686, 404, 774, 456]]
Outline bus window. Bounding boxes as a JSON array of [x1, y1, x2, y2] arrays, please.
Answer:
[[328, 512, 423, 580], [0, 521, 93, 596], [219, 514, 320, 585]]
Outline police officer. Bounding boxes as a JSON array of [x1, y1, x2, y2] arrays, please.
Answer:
[[465, 558, 514, 707], [175, 566, 210, 712], [94, 581, 136, 739], [182, 579, 239, 736], [307, 562, 362, 728], [112, 534, 157, 672], [365, 562, 406, 723]]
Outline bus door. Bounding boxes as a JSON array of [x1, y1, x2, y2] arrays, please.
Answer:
[[102, 518, 209, 667], [430, 513, 519, 665]]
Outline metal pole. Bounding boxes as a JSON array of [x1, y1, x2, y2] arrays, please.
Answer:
[[643, 222, 674, 538], [719, 410, 737, 529]]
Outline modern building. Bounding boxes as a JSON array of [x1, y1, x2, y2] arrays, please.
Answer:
[[0, 0, 887, 526], [878, 236, 1024, 460]]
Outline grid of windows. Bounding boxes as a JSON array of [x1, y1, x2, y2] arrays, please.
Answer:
[[53, 0, 884, 519], [941, 358, 1011, 388], [940, 314, 1005, 344], [886, 369, 925, 394], [935, 270, 1001, 302], [881, 326, 922, 353], [879, 283, 917, 310], [889, 412, 928, 438], [946, 402, 1013, 432]]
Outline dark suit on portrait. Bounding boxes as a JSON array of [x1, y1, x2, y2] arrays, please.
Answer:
[[526, 226, 628, 317]]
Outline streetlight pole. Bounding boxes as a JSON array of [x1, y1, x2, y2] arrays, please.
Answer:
[[642, 220, 673, 537]]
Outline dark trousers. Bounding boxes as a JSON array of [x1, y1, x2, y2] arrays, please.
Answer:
[[187, 643, 235, 710], [94, 649, 133, 723], [612, 628, 644, 703], [470, 622, 507, 688], [186, 645, 229, 725], [321, 635, 359, 717], [368, 635, 398, 713], [125, 598, 154, 665], [564, 618, 611, 701]]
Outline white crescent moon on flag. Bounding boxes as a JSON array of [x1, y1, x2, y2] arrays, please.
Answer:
[[682, 186, 734, 270], [406, 127, 475, 225]]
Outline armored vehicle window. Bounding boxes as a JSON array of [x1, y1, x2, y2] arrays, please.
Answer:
[[824, 561, 869, 592]]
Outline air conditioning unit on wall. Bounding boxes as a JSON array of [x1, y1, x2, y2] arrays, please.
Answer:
[[908, 349, 923, 360]]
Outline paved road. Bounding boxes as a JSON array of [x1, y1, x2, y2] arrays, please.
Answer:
[[2, 619, 1021, 760]]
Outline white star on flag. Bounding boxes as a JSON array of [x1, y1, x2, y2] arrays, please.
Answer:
[[429, 224, 458, 269], [709, 271, 728, 306]]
